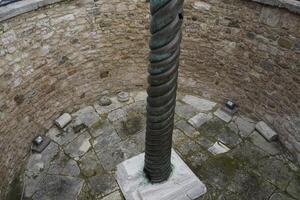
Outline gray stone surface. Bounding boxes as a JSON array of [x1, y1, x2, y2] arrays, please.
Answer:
[[21, 92, 300, 200], [217, 129, 242, 148], [48, 151, 80, 177], [175, 102, 198, 119], [101, 191, 123, 200], [269, 193, 294, 200], [234, 115, 256, 137], [193, 1, 211, 11], [94, 96, 134, 115], [32, 175, 84, 200], [72, 106, 101, 128], [256, 157, 294, 190], [188, 113, 213, 128], [64, 132, 91, 160], [107, 108, 127, 122], [26, 142, 59, 173], [55, 113, 72, 129], [46, 126, 78, 145], [287, 176, 300, 199], [249, 131, 280, 155], [228, 121, 239, 134], [175, 120, 200, 138], [79, 150, 104, 177], [255, 121, 278, 141], [99, 96, 112, 106], [117, 91, 130, 102], [96, 139, 141, 171], [182, 95, 216, 112], [132, 91, 147, 102], [208, 142, 230, 155], [214, 108, 232, 123], [88, 174, 118, 196], [24, 171, 46, 198], [92, 128, 121, 153]]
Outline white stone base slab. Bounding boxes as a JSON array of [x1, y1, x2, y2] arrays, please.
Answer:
[[116, 150, 207, 200]]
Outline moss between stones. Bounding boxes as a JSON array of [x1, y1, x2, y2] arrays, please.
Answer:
[[91, 119, 104, 130], [121, 112, 143, 136], [192, 153, 242, 181], [197, 118, 227, 139], [209, 155, 241, 177], [6, 173, 22, 200]]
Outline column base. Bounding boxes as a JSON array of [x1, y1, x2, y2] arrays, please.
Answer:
[[116, 149, 207, 200]]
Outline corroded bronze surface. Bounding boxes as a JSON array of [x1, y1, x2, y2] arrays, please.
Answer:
[[144, 0, 184, 183]]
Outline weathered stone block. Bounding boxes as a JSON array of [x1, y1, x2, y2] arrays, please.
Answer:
[[32, 175, 84, 200], [208, 142, 230, 155], [234, 116, 256, 137], [249, 131, 280, 155], [182, 95, 216, 112], [55, 113, 72, 129], [72, 106, 101, 128], [255, 121, 278, 141], [214, 108, 232, 123], [188, 113, 213, 128], [192, 1, 211, 11]]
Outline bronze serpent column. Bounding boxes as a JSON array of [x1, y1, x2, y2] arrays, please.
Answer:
[[144, 0, 184, 183]]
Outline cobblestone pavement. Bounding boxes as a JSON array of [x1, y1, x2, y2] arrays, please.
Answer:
[[22, 91, 300, 200]]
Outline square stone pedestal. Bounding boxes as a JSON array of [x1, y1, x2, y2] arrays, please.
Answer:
[[116, 150, 207, 200]]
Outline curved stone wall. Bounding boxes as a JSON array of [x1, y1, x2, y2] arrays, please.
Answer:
[[0, 0, 299, 197]]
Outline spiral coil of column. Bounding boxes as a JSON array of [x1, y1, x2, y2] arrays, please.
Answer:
[[144, 0, 184, 183]]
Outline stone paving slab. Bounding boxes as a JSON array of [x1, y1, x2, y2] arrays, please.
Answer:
[[213, 108, 232, 123], [22, 91, 300, 200], [255, 121, 278, 141], [182, 95, 216, 112], [46, 126, 79, 145], [188, 113, 213, 129], [79, 150, 104, 177], [94, 96, 134, 115], [101, 191, 124, 200], [175, 120, 200, 138], [249, 131, 280, 155], [72, 106, 101, 128], [64, 132, 91, 160], [208, 142, 230, 155], [32, 175, 84, 200], [48, 151, 80, 177], [88, 174, 118, 197], [233, 115, 256, 137]]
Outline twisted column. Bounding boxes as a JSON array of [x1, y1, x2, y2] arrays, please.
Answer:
[[144, 0, 184, 183]]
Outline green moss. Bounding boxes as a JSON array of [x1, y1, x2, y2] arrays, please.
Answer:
[[121, 112, 143, 136], [100, 113, 108, 120], [6, 174, 22, 200], [0, 24, 4, 34], [210, 155, 241, 177], [91, 119, 103, 130], [197, 155, 241, 179], [198, 118, 226, 139]]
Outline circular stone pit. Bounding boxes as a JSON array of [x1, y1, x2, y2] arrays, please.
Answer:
[[21, 91, 300, 200]]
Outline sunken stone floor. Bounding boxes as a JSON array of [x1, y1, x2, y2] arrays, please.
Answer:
[[22, 91, 300, 200]]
